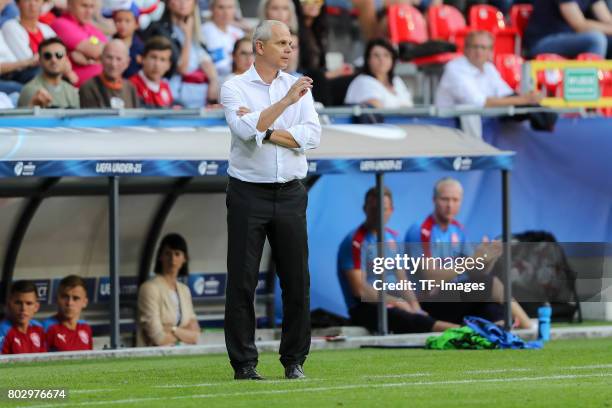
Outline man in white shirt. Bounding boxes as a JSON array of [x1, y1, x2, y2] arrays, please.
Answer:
[[435, 31, 542, 108], [220, 20, 321, 381]]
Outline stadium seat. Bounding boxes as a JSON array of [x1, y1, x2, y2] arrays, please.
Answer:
[[387, 4, 459, 65], [509, 4, 533, 38], [469, 4, 506, 31], [495, 53, 524, 92], [427, 4, 468, 43], [534, 53, 565, 97], [469, 4, 519, 56]]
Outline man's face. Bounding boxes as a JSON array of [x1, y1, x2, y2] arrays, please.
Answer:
[[434, 183, 463, 225], [40, 43, 67, 77], [18, 0, 44, 20], [257, 24, 292, 70], [70, 0, 96, 23], [364, 194, 393, 226], [464, 33, 493, 69], [142, 49, 172, 82], [7, 292, 39, 327], [57, 286, 88, 321], [102, 43, 129, 80], [212, 0, 235, 26]]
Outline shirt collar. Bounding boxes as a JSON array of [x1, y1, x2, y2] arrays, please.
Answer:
[[138, 70, 161, 93], [244, 63, 289, 84], [458, 56, 485, 75]]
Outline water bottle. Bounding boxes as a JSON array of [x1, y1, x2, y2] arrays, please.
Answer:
[[538, 302, 552, 342]]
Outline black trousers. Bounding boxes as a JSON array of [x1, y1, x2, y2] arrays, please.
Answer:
[[225, 177, 310, 370]]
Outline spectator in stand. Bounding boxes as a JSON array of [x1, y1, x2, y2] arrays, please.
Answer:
[[221, 36, 253, 84], [51, 0, 108, 87], [436, 31, 543, 108], [145, 0, 219, 107], [80, 39, 139, 108], [294, 0, 353, 104], [3, 0, 79, 85], [0, 31, 38, 95], [0, 280, 46, 354], [0, 0, 19, 28], [258, 0, 298, 33], [43, 275, 93, 352], [345, 38, 413, 108], [286, 32, 300, 76], [137, 233, 200, 347], [112, 6, 143, 78], [130, 36, 174, 107], [524, 0, 612, 58], [18, 37, 79, 107], [202, 0, 244, 79]]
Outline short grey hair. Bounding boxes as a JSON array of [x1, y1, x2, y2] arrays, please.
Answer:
[[433, 177, 463, 198], [252, 20, 288, 52]]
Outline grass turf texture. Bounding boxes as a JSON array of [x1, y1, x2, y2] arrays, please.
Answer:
[[1, 338, 611, 408]]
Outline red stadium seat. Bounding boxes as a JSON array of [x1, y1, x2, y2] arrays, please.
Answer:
[[469, 4, 506, 31], [495, 53, 524, 92], [387, 4, 459, 65], [510, 4, 533, 38], [469, 4, 519, 56], [427, 4, 467, 42], [534, 53, 565, 97]]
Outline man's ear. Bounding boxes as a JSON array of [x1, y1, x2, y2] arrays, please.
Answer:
[[136, 54, 142, 65], [255, 40, 264, 56]]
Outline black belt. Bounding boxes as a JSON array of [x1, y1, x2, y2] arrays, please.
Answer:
[[229, 176, 301, 189]]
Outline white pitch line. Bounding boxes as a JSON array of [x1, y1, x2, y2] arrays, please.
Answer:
[[563, 363, 612, 370], [463, 368, 533, 374], [364, 373, 432, 379], [154, 379, 321, 388], [24, 373, 612, 408]]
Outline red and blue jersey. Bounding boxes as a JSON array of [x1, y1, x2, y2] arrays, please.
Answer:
[[0, 319, 47, 354], [337, 224, 400, 310], [405, 214, 469, 258], [43, 316, 93, 352]]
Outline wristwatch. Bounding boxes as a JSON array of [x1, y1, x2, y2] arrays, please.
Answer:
[[264, 128, 273, 141]]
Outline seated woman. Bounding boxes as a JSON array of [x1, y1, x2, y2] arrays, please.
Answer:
[[524, 0, 612, 58], [51, 0, 108, 86], [145, 0, 219, 107], [344, 38, 413, 108], [137, 233, 201, 347], [258, 0, 298, 34]]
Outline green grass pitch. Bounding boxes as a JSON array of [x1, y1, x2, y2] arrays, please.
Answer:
[[1, 338, 611, 407]]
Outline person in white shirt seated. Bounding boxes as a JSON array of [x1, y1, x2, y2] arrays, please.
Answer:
[[435, 31, 542, 109], [344, 38, 413, 108], [202, 0, 244, 79]]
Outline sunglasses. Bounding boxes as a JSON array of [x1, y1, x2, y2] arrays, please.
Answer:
[[42, 51, 65, 61]]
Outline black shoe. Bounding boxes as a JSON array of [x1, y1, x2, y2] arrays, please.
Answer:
[[234, 366, 264, 380], [284, 364, 306, 379]]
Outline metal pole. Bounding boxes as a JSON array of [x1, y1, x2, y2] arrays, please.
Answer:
[[109, 176, 120, 349], [502, 170, 512, 331], [376, 173, 388, 335]]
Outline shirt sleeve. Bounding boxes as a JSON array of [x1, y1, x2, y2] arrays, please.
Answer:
[[338, 234, 358, 273], [1, 20, 32, 60], [0, 2, 18, 28], [220, 81, 266, 146], [490, 67, 514, 98], [137, 283, 167, 346], [404, 224, 424, 257], [51, 18, 88, 51], [393, 76, 414, 107], [344, 75, 382, 106], [436, 69, 487, 108], [284, 89, 321, 152]]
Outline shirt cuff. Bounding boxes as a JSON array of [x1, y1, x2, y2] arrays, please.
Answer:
[[255, 128, 266, 147]]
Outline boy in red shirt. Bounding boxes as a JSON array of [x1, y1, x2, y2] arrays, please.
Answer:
[[0, 280, 46, 354], [43, 275, 93, 352], [129, 36, 174, 108]]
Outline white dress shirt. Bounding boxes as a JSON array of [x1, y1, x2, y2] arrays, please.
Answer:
[[220, 64, 321, 183], [2, 20, 56, 60], [435, 56, 513, 108], [344, 74, 413, 108]]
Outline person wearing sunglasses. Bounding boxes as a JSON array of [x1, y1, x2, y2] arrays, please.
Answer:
[[17, 37, 79, 108]]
